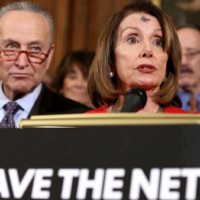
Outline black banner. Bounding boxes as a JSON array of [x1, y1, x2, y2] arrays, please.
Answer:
[[0, 125, 200, 200]]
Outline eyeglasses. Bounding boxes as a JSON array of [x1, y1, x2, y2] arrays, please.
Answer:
[[0, 47, 52, 64], [182, 50, 200, 60]]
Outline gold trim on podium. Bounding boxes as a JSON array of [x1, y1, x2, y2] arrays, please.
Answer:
[[18, 113, 200, 128]]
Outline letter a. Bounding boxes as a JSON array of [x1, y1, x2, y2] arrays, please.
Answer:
[[9, 168, 35, 198], [0, 169, 10, 198]]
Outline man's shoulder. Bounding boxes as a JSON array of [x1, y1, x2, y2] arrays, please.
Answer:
[[35, 85, 92, 115]]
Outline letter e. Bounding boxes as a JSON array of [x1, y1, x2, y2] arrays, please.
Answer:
[[103, 169, 125, 200], [160, 168, 181, 200], [31, 169, 53, 199]]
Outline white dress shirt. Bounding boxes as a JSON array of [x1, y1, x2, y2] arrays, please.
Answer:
[[0, 82, 42, 128]]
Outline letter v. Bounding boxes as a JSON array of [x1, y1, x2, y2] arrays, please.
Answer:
[[8, 169, 35, 198]]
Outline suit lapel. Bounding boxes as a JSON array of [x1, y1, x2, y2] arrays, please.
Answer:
[[28, 84, 53, 118]]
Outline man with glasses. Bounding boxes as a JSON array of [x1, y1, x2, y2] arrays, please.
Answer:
[[0, 2, 90, 128], [177, 26, 200, 113]]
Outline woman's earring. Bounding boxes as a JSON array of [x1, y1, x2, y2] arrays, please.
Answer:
[[109, 71, 114, 78], [163, 77, 167, 82]]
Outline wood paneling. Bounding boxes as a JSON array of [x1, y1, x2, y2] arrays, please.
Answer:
[[52, 0, 69, 76], [0, 0, 126, 77], [88, 0, 122, 50]]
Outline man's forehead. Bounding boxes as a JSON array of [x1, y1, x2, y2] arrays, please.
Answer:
[[178, 28, 200, 48], [0, 10, 51, 44], [1, 10, 47, 25]]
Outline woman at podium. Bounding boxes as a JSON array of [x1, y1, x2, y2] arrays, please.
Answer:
[[86, 1, 188, 114]]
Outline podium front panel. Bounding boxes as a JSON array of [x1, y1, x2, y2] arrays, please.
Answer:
[[0, 125, 200, 200]]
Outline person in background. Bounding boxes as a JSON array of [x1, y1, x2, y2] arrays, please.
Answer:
[[0, 2, 91, 128], [177, 26, 200, 113], [86, 1, 188, 114], [54, 50, 95, 108]]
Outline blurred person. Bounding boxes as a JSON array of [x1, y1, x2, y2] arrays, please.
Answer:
[[177, 26, 200, 112], [55, 50, 95, 108], [0, 2, 90, 128], [176, 0, 200, 13], [86, 1, 188, 114]]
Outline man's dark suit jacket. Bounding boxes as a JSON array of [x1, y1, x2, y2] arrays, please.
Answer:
[[28, 84, 91, 118]]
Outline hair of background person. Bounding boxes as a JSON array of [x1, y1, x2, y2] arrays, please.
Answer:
[[88, 0, 182, 108], [54, 50, 95, 91], [0, 1, 53, 43], [176, 24, 200, 31]]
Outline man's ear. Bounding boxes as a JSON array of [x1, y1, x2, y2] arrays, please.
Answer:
[[46, 44, 55, 70]]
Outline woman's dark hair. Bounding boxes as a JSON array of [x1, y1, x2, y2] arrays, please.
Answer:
[[54, 50, 95, 91], [88, 0, 182, 108]]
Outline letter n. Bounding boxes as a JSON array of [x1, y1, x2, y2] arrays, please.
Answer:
[[129, 168, 160, 200]]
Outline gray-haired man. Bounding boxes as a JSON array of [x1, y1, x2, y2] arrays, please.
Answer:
[[0, 2, 90, 128]]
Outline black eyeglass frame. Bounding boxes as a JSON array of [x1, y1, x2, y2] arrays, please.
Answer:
[[0, 47, 52, 64]]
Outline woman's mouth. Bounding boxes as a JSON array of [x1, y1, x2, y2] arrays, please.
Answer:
[[136, 64, 156, 73]]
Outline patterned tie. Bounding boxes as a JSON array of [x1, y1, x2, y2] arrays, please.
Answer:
[[189, 96, 198, 113], [0, 101, 21, 128]]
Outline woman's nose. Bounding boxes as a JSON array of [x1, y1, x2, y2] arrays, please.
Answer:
[[76, 78, 87, 88], [139, 41, 153, 58]]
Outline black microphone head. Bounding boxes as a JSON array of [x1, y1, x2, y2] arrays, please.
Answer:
[[120, 87, 147, 112], [125, 87, 147, 107]]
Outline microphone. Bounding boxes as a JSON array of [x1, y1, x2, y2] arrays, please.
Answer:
[[120, 87, 147, 112]]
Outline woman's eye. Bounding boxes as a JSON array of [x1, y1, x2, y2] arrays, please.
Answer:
[[154, 38, 163, 47], [127, 37, 138, 44], [68, 75, 77, 80]]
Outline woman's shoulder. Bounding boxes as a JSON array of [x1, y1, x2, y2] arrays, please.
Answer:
[[86, 105, 193, 114], [164, 106, 189, 114], [85, 104, 109, 113]]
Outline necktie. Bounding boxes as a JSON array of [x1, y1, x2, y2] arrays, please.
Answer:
[[0, 101, 21, 128], [189, 96, 198, 113]]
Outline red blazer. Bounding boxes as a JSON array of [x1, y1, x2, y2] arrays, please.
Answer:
[[86, 104, 189, 114]]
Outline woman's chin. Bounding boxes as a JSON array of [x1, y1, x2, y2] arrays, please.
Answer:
[[128, 81, 160, 91]]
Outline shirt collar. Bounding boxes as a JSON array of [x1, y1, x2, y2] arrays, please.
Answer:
[[177, 89, 200, 100], [177, 90, 191, 100], [0, 82, 10, 109], [0, 81, 42, 113], [196, 92, 200, 100]]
